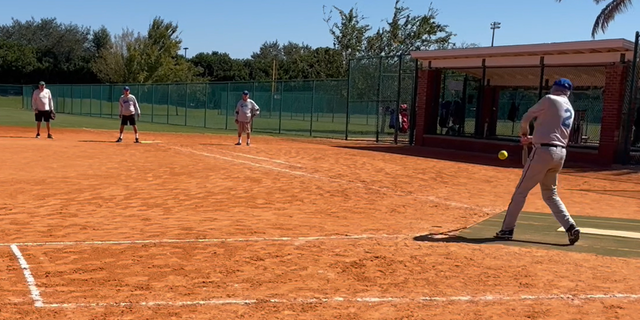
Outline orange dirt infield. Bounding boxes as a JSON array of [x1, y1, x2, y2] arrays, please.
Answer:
[[1, 126, 640, 319]]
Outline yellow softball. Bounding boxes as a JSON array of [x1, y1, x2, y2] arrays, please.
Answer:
[[498, 150, 508, 160]]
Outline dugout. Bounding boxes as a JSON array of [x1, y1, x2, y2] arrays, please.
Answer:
[[410, 38, 636, 167]]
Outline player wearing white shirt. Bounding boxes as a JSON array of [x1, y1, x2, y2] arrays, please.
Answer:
[[235, 90, 260, 146], [116, 86, 141, 143], [31, 81, 55, 139]]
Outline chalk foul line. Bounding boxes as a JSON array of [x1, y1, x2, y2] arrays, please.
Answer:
[[0, 234, 406, 247], [217, 149, 302, 167], [10, 245, 44, 307], [39, 293, 640, 308], [169, 146, 499, 214]]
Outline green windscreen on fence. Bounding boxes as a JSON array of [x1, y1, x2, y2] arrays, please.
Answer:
[[16, 80, 358, 139]]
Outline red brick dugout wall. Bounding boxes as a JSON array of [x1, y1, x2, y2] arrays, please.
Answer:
[[413, 63, 629, 167]]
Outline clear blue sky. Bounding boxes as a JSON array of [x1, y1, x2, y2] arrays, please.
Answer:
[[2, 0, 638, 59]]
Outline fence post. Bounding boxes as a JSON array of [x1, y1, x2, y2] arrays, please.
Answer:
[[225, 82, 230, 130], [204, 83, 208, 128], [376, 57, 384, 143], [345, 59, 352, 140], [99, 86, 103, 117], [71, 85, 75, 114], [531, 56, 546, 136], [278, 81, 283, 134], [110, 85, 113, 118], [89, 85, 92, 117], [310, 80, 315, 136], [185, 84, 189, 126], [409, 59, 419, 146], [474, 59, 487, 138], [151, 85, 155, 123], [393, 55, 403, 144], [167, 85, 170, 124]]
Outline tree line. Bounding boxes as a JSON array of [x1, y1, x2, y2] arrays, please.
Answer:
[[0, 0, 478, 85]]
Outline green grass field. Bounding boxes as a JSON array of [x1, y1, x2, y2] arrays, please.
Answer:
[[1, 96, 396, 140], [2, 95, 603, 144]]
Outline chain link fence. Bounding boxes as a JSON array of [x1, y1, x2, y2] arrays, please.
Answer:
[[18, 80, 353, 139], [347, 55, 418, 144], [435, 65, 605, 148]]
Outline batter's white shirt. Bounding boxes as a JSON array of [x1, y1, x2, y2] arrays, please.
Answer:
[[521, 94, 574, 147], [119, 94, 141, 116], [32, 88, 54, 111], [235, 99, 260, 122]]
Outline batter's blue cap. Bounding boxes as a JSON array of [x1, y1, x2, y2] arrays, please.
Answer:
[[553, 78, 573, 91], [242, 90, 249, 95], [123, 86, 130, 91]]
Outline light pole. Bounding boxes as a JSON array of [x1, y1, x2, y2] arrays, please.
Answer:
[[490, 22, 501, 47], [183, 47, 189, 58]]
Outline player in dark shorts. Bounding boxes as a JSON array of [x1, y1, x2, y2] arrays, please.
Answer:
[[116, 86, 141, 143]]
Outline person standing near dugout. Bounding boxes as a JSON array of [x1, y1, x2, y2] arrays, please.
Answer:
[[31, 81, 55, 139], [494, 78, 581, 245], [116, 86, 141, 143], [235, 90, 260, 146]]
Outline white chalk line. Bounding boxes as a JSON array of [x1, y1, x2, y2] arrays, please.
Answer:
[[10, 245, 44, 307], [38, 293, 640, 309], [0, 234, 406, 247], [216, 149, 302, 167], [169, 146, 499, 213]]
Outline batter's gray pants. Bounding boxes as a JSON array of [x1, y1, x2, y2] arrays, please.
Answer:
[[501, 145, 576, 231]]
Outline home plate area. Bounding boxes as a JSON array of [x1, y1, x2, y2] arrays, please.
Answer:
[[421, 211, 640, 259]]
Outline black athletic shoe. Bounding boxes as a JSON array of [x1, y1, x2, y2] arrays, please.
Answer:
[[494, 229, 514, 240], [235, 142, 241, 146], [134, 138, 140, 143], [35, 133, 40, 139], [566, 225, 581, 245], [47, 134, 53, 139], [116, 137, 122, 143]]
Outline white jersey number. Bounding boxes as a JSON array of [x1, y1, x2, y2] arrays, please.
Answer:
[[561, 108, 574, 129]]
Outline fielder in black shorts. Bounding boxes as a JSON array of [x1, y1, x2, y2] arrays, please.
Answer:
[[116, 86, 141, 143], [31, 81, 55, 139]]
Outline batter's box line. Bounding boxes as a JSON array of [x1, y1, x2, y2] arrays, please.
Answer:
[[39, 293, 640, 309], [0, 234, 410, 247]]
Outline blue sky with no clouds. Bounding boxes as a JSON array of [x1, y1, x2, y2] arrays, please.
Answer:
[[2, 0, 638, 58]]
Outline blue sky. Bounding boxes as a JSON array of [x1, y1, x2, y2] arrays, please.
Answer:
[[2, 0, 638, 59]]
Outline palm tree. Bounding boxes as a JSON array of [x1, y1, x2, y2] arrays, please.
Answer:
[[556, 0, 633, 39]]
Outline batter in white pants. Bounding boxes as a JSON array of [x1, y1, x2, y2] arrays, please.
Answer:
[[501, 144, 576, 231]]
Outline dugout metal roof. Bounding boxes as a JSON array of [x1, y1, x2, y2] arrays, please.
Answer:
[[410, 39, 635, 87]]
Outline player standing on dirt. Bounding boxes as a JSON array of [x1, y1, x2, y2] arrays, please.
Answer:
[[116, 86, 141, 143], [494, 78, 581, 245], [235, 90, 260, 146], [32, 81, 55, 139]]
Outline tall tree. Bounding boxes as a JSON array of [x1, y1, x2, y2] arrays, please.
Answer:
[[90, 26, 113, 56], [142, 17, 197, 82], [190, 51, 249, 81], [556, 0, 633, 38], [364, 0, 455, 55], [322, 4, 371, 68], [0, 17, 96, 83], [0, 39, 39, 84], [92, 28, 145, 83]]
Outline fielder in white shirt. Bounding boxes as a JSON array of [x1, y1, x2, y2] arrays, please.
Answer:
[[235, 90, 260, 146], [116, 86, 141, 143], [31, 81, 55, 139]]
